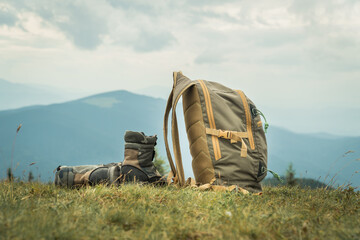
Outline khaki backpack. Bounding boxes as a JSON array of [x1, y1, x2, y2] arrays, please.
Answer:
[[164, 72, 268, 193]]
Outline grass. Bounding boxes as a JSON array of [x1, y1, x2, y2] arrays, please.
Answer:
[[0, 182, 359, 240]]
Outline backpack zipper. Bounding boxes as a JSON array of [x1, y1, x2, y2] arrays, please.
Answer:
[[198, 80, 222, 160]]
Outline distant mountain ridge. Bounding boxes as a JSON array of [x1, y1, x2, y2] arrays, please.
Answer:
[[263, 177, 329, 189], [0, 90, 165, 181], [0, 90, 359, 187], [0, 78, 89, 110]]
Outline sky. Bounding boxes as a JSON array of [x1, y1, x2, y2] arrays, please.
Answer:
[[0, 0, 360, 136]]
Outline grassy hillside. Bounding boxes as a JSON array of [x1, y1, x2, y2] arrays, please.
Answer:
[[0, 182, 359, 240]]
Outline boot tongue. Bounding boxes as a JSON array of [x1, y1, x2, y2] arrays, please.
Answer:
[[124, 131, 157, 145]]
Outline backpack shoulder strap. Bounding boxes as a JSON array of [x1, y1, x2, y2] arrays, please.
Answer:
[[163, 71, 196, 186]]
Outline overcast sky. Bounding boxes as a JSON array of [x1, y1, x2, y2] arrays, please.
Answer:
[[1, 0, 359, 135]]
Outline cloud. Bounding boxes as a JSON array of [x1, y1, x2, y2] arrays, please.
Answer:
[[0, 6, 18, 26], [2, 0, 108, 50], [52, 5, 108, 50], [195, 50, 226, 65], [106, 0, 157, 15], [34, 2, 108, 50], [132, 30, 176, 52], [2, 0, 176, 51]]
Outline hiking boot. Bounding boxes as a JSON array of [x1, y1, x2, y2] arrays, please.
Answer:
[[54, 163, 120, 187], [120, 131, 162, 183]]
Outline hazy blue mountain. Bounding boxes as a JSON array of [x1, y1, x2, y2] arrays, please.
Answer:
[[266, 127, 360, 188], [261, 105, 360, 137], [262, 177, 329, 189], [0, 78, 90, 110], [0, 90, 359, 187], [0, 90, 165, 181]]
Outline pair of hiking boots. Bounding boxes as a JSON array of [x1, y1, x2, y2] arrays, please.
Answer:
[[54, 131, 163, 187]]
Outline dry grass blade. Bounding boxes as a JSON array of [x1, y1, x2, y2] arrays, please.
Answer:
[[16, 124, 22, 133]]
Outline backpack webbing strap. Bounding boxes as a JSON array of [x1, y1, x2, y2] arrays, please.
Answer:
[[205, 128, 248, 157], [164, 89, 176, 177], [164, 72, 196, 186], [185, 177, 251, 194]]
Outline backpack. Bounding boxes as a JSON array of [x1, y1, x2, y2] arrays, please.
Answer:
[[164, 72, 268, 193]]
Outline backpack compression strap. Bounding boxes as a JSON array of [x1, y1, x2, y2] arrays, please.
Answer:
[[163, 72, 195, 186]]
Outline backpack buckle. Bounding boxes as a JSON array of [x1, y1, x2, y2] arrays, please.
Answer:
[[226, 131, 232, 139], [218, 130, 228, 138]]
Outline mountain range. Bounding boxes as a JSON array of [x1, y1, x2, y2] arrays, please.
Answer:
[[0, 78, 90, 110], [0, 90, 359, 187]]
